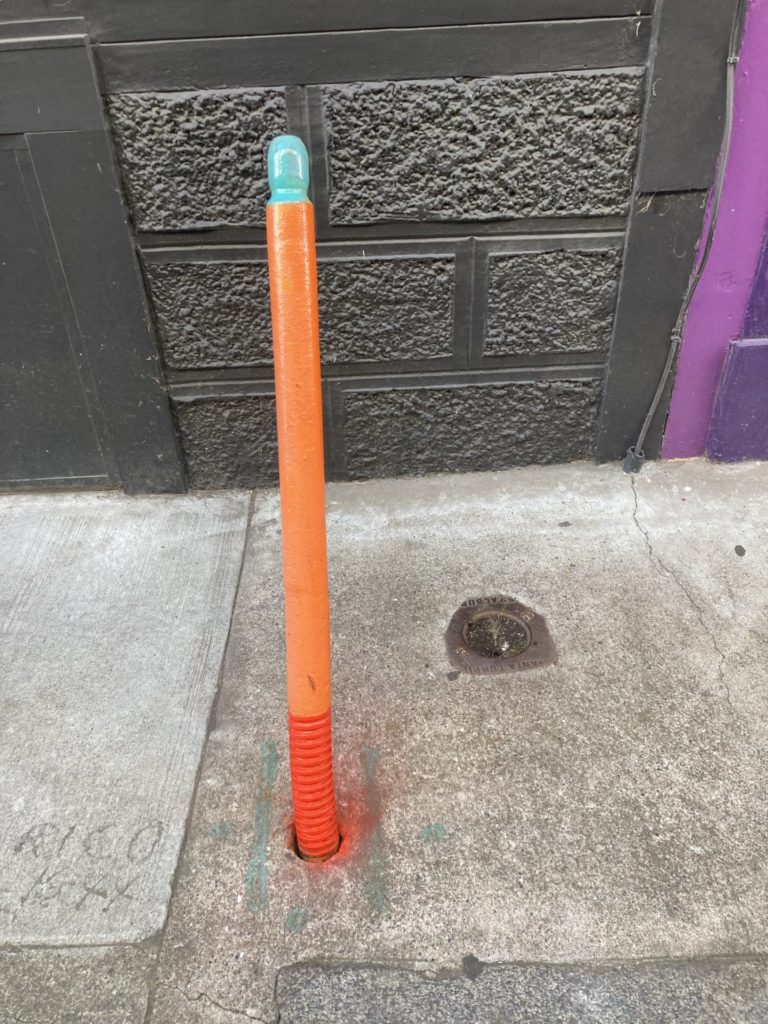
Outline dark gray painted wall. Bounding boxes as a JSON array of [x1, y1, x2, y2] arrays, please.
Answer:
[[0, 29, 184, 493], [0, 1, 735, 489], [103, 19, 648, 487]]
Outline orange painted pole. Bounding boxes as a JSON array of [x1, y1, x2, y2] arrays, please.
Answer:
[[266, 135, 340, 861]]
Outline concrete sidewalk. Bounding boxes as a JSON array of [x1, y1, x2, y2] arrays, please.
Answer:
[[0, 492, 250, 1019], [2, 461, 768, 1021]]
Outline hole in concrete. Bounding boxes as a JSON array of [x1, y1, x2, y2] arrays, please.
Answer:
[[445, 596, 557, 676], [463, 610, 531, 659], [290, 826, 342, 863]]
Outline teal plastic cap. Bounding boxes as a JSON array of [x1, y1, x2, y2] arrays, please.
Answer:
[[267, 135, 310, 204]]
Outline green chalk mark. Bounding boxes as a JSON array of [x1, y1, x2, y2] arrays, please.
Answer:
[[207, 821, 231, 840], [245, 738, 278, 913], [420, 823, 447, 843], [285, 907, 310, 933], [362, 746, 392, 920], [364, 830, 393, 919]]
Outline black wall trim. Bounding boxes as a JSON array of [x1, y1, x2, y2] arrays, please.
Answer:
[[1, 474, 113, 491], [98, 19, 650, 92], [29, 129, 186, 491], [635, 0, 738, 193], [596, 191, 707, 461], [596, 0, 737, 459], [0, 19, 86, 43], [0, 2, 653, 42], [1, 25, 186, 493], [141, 232, 626, 265], [170, 363, 604, 402], [166, 350, 606, 387], [8, 143, 118, 485], [137, 217, 629, 249], [0, 37, 103, 133]]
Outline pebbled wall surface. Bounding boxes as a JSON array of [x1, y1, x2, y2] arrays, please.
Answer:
[[146, 257, 455, 370], [323, 71, 644, 224], [145, 262, 273, 369], [169, 379, 601, 488], [102, 26, 648, 487], [318, 257, 454, 363], [174, 398, 278, 489], [343, 380, 602, 479], [485, 249, 622, 357], [109, 89, 287, 230]]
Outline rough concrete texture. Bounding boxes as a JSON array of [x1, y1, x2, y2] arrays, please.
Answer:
[[148, 460, 768, 1022], [175, 397, 278, 489], [277, 959, 768, 1023], [485, 248, 621, 356], [343, 379, 602, 479], [145, 261, 273, 370], [175, 379, 601, 489], [148, 257, 454, 371], [0, 945, 155, 1024], [0, 492, 249, 944], [317, 257, 454, 363], [109, 89, 286, 230], [324, 70, 644, 224]]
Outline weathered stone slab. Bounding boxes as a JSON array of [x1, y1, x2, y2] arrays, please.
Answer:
[[0, 492, 249, 943], [276, 959, 768, 1024], [0, 945, 154, 1024]]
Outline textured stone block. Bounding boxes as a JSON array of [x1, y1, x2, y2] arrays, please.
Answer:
[[318, 256, 454, 363], [146, 262, 272, 369], [324, 71, 644, 224], [147, 257, 454, 369], [277, 960, 768, 1024], [109, 89, 286, 230], [175, 397, 278, 488], [485, 248, 621, 356], [343, 379, 601, 479]]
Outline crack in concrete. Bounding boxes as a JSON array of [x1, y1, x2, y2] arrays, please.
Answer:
[[629, 477, 735, 715], [172, 982, 268, 1022]]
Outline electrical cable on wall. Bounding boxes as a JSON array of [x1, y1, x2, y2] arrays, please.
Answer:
[[623, 0, 749, 474]]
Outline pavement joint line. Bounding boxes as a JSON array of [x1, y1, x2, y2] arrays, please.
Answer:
[[275, 950, 768, 972], [0, 938, 159, 953], [629, 474, 735, 715], [141, 489, 257, 1024]]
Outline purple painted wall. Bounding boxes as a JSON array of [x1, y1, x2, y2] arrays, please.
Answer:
[[708, 339, 768, 460], [662, 0, 768, 459]]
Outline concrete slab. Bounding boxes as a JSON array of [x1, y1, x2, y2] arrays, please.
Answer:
[[0, 492, 249, 945], [0, 945, 155, 1024], [276, 959, 768, 1023], [146, 461, 768, 1022]]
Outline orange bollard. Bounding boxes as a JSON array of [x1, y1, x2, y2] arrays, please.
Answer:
[[266, 135, 340, 861]]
